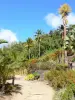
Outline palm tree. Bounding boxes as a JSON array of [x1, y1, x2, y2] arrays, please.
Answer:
[[59, 3, 71, 63], [26, 38, 33, 59], [0, 39, 8, 93], [35, 30, 42, 57], [0, 48, 12, 93]]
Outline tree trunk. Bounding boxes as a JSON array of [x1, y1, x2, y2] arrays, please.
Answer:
[[63, 17, 68, 64], [58, 54, 61, 63], [12, 77, 15, 85], [64, 50, 68, 64], [1, 77, 6, 94], [12, 72, 15, 85], [29, 48, 30, 60], [39, 42, 40, 57]]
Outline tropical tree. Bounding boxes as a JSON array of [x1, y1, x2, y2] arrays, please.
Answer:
[[9, 42, 27, 85], [0, 48, 12, 93], [66, 25, 75, 54], [26, 38, 33, 59], [59, 3, 71, 63], [35, 29, 42, 57]]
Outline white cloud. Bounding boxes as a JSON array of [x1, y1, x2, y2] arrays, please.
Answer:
[[0, 29, 18, 47], [44, 13, 75, 28], [67, 13, 75, 25], [0, 29, 18, 43]]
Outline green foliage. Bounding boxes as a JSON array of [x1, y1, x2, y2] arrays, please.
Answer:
[[54, 83, 75, 100], [37, 60, 56, 70], [45, 70, 75, 89], [0, 39, 8, 44], [56, 63, 68, 70], [61, 87, 73, 100], [33, 72, 40, 79], [72, 57, 75, 62], [25, 74, 35, 80], [45, 70, 67, 89], [26, 38, 33, 59], [25, 72, 40, 80], [0, 23, 75, 94]]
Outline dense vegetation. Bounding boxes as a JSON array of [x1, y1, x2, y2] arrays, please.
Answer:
[[0, 3, 75, 100], [0, 24, 74, 93]]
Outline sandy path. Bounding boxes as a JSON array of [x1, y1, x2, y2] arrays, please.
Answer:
[[1, 75, 55, 100]]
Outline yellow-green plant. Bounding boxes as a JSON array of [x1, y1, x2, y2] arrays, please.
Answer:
[[25, 74, 34, 80]]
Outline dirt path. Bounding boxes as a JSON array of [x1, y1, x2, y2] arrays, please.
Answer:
[[1, 75, 55, 100]]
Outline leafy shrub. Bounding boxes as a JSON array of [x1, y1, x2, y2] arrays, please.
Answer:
[[72, 57, 75, 62], [41, 53, 57, 61], [33, 72, 40, 79], [25, 72, 40, 80], [54, 83, 75, 100], [37, 60, 56, 70], [66, 70, 75, 84], [68, 83, 75, 97], [61, 87, 74, 100], [44, 70, 75, 89], [26, 62, 38, 73], [53, 88, 65, 100], [39, 49, 64, 62], [45, 70, 67, 89], [30, 59, 38, 64], [25, 74, 34, 80], [56, 63, 68, 71]]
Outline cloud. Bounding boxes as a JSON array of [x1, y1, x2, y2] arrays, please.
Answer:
[[68, 13, 75, 25], [0, 29, 18, 47], [44, 13, 75, 28], [0, 29, 18, 43]]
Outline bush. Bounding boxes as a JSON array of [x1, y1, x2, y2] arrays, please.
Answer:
[[26, 62, 38, 74], [25, 72, 40, 80], [37, 61, 68, 70], [33, 72, 40, 80], [56, 63, 68, 71], [61, 87, 74, 100], [25, 74, 34, 80], [44, 70, 75, 89], [54, 83, 75, 100], [39, 49, 64, 62], [66, 70, 75, 84], [53, 88, 65, 100], [45, 70, 67, 89], [37, 60, 56, 70], [72, 57, 75, 62]]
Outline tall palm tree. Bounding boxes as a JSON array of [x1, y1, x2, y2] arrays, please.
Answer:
[[59, 3, 71, 63], [26, 38, 33, 59], [35, 29, 42, 57]]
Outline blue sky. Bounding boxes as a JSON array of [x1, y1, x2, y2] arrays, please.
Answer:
[[0, 0, 74, 42]]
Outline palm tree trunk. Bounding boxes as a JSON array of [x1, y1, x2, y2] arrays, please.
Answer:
[[63, 17, 68, 64], [64, 50, 68, 64], [29, 48, 30, 60], [39, 42, 40, 57]]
